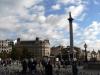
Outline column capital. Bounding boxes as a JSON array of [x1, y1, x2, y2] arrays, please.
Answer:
[[68, 12, 73, 21]]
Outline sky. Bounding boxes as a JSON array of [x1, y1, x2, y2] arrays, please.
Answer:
[[0, 0, 100, 51]]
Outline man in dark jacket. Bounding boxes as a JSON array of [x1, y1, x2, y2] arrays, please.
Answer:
[[22, 59, 28, 73], [45, 61, 53, 75]]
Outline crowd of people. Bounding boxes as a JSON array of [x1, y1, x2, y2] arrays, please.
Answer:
[[0, 58, 77, 75], [21, 58, 53, 75], [0, 58, 12, 66]]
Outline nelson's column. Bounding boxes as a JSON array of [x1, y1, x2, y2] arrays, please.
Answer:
[[68, 12, 78, 75]]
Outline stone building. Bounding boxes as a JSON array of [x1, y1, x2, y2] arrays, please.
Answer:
[[51, 46, 64, 56], [80, 50, 91, 61], [97, 50, 100, 61], [15, 37, 50, 58], [0, 39, 13, 53], [81, 49, 100, 61]]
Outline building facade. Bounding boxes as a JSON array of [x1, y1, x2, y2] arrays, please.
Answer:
[[51, 46, 64, 56], [80, 50, 100, 61], [15, 37, 50, 58], [97, 50, 100, 61], [0, 40, 13, 53]]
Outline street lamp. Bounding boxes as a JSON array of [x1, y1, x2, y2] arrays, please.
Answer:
[[84, 43, 87, 62], [60, 51, 62, 61]]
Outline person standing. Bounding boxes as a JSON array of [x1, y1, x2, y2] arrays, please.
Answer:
[[45, 61, 53, 75], [72, 61, 78, 75], [22, 59, 28, 73], [28, 58, 32, 73]]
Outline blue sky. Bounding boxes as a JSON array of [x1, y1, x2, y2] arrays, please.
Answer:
[[0, 0, 100, 51]]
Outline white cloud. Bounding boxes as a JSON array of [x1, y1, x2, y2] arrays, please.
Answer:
[[0, 16, 21, 32], [60, 39, 69, 46], [0, 0, 43, 17], [83, 21, 100, 40], [38, 15, 46, 23], [22, 0, 43, 8], [0, 0, 44, 39], [76, 21, 100, 51], [52, 4, 61, 10], [77, 13, 86, 21], [66, 4, 85, 18], [57, 0, 84, 5], [57, 0, 71, 4]]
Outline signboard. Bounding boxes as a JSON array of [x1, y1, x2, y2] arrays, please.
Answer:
[[56, 58, 59, 61]]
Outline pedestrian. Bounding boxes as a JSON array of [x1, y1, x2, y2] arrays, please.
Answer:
[[72, 61, 78, 75], [28, 58, 37, 74], [28, 58, 32, 73], [32, 58, 37, 74], [41, 59, 46, 68], [21, 59, 28, 74], [45, 61, 53, 75], [33, 58, 37, 71]]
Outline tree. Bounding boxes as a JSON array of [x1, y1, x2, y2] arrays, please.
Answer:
[[11, 46, 18, 60], [11, 45, 23, 60], [0, 51, 8, 59], [21, 47, 32, 59]]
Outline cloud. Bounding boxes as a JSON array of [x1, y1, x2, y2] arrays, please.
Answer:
[[57, 0, 84, 5], [83, 21, 100, 40], [22, 0, 43, 8], [66, 4, 85, 18], [52, 4, 61, 10], [76, 21, 100, 51], [77, 13, 86, 21], [0, 0, 23, 16], [0, 0, 44, 39], [0, 16, 21, 32], [0, 0, 43, 17]]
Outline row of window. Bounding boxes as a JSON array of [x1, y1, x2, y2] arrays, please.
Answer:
[[0, 49, 11, 50], [0, 47, 12, 49], [0, 49, 11, 53]]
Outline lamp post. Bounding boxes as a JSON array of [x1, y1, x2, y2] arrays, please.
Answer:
[[60, 46, 62, 60], [84, 43, 87, 62]]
